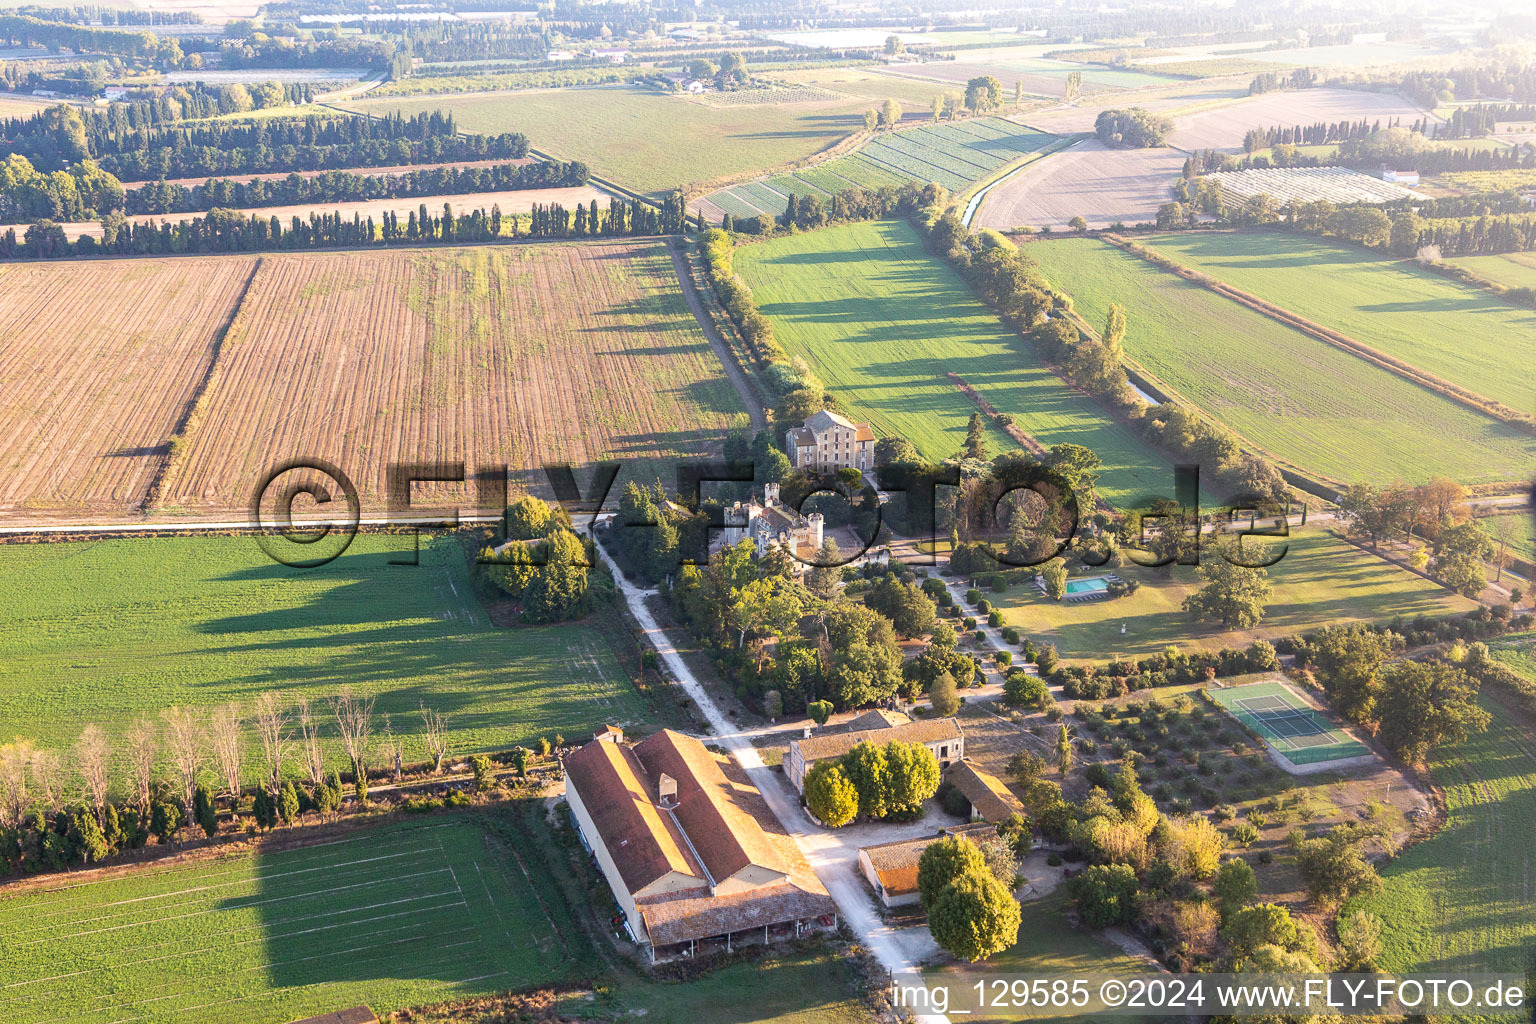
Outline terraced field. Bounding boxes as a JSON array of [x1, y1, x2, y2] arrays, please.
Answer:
[[1025, 237, 1536, 486], [0, 812, 593, 1024], [732, 220, 1173, 507], [1142, 232, 1536, 416], [702, 117, 1059, 221]]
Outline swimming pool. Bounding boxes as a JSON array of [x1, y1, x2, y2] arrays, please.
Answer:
[[1064, 577, 1111, 596]]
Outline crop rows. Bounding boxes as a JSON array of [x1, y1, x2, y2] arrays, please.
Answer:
[[1026, 237, 1536, 486], [703, 117, 1055, 219], [0, 256, 258, 520], [153, 241, 746, 515], [0, 820, 574, 1024], [732, 219, 1172, 507], [1206, 166, 1417, 205]]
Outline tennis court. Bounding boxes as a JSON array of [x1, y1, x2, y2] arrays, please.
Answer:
[[1208, 678, 1373, 770]]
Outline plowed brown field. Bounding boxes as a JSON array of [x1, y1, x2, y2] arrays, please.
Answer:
[[0, 241, 748, 522], [0, 256, 258, 517], [157, 240, 748, 514]]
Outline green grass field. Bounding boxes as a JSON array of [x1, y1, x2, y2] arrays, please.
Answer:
[[1025, 237, 1536, 486], [1348, 691, 1536, 1017], [1141, 232, 1536, 418], [708, 118, 1058, 219], [1447, 251, 1536, 291], [353, 85, 866, 195], [0, 534, 650, 770], [994, 529, 1474, 661], [936, 888, 1153, 1021], [732, 220, 1173, 508], [0, 812, 594, 1024]]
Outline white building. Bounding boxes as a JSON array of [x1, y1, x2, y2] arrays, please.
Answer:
[[786, 409, 874, 473], [1381, 168, 1420, 186]]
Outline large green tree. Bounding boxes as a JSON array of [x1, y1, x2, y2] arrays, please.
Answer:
[[929, 870, 1021, 961], [1182, 558, 1272, 628], [804, 761, 858, 827], [885, 740, 941, 816], [917, 834, 987, 908], [1376, 660, 1489, 764]]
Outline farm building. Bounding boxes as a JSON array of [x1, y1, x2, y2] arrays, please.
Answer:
[[785, 715, 964, 793], [787, 409, 875, 473], [857, 823, 995, 908], [943, 759, 1026, 823], [1380, 167, 1420, 186], [721, 483, 824, 562], [563, 727, 836, 962]]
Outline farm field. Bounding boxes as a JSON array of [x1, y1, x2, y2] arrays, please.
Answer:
[[1025, 237, 1536, 486], [0, 533, 650, 763], [732, 219, 1173, 508], [155, 241, 747, 516], [700, 117, 1058, 221], [1348, 692, 1536, 1015], [1447, 250, 1536, 291], [993, 528, 1473, 661], [1166, 86, 1435, 151], [59, 186, 611, 241], [352, 85, 867, 195], [0, 812, 593, 1024], [1016, 78, 1251, 135], [1143, 232, 1536, 416], [1204, 166, 1416, 205], [972, 139, 1185, 230], [0, 255, 258, 519], [889, 57, 1182, 96], [765, 66, 967, 109]]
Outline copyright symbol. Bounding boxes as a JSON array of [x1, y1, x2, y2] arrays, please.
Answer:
[[251, 458, 360, 568], [1100, 980, 1127, 1008]]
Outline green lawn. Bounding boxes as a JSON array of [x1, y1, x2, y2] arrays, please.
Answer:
[[935, 888, 1153, 1021], [1447, 250, 1536, 291], [994, 529, 1473, 661], [352, 85, 866, 195], [732, 220, 1173, 508], [562, 947, 870, 1024], [1348, 692, 1536, 1020], [1141, 232, 1536, 417], [0, 810, 596, 1024], [1025, 237, 1536, 487], [0, 534, 650, 772]]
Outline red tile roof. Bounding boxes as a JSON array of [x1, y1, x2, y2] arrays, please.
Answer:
[[563, 737, 701, 893], [634, 730, 788, 885]]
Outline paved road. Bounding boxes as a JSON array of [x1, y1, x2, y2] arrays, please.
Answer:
[[595, 541, 950, 1024]]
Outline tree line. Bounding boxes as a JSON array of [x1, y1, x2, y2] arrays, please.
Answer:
[[1, 187, 695, 259], [1094, 108, 1172, 149], [123, 159, 589, 216], [4, 105, 522, 181], [918, 211, 1289, 506], [1241, 117, 1399, 152], [0, 12, 183, 65], [0, 688, 464, 877]]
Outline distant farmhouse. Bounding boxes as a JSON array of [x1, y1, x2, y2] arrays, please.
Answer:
[[857, 822, 994, 909], [722, 482, 823, 562], [787, 409, 874, 473], [784, 711, 964, 793], [563, 727, 836, 961]]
